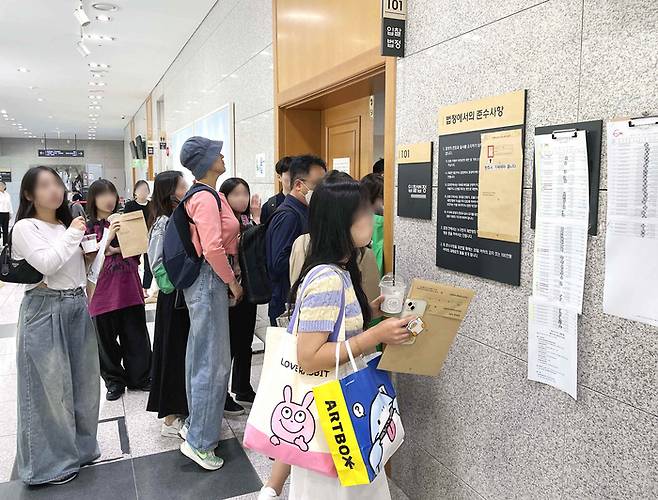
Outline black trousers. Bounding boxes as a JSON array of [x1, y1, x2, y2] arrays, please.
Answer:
[[228, 299, 257, 396], [94, 304, 152, 391], [142, 253, 153, 290], [0, 212, 9, 246]]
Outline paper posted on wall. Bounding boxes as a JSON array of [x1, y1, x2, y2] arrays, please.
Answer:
[[603, 118, 658, 327], [527, 297, 578, 400]]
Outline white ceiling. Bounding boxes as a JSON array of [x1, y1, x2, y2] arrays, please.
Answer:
[[0, 0, 217, 141]]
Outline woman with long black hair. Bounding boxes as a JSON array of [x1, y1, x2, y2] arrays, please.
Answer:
[[124, 179, 153, 297], [286, 170, 413, 499], [11, 166, 100, 485], [219, 177, 261, 415], [145, 171, 191, 437]]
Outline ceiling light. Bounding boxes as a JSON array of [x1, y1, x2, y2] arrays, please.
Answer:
[[88, 62, 110, 69], [89, 105, 101, 110], [9, 118, 15, 121], [95, 14, 111, 21], [17, 67, 30, 73], [88, 95, 103, 100], [36, 97, 44, 102], [84, 34, 115, 42], [76, 40, 91, 57], [48, 115, 53, 119], [90, 73, 104, 78], [28, 86, 38, 90], [88, 81, 106, 86], [0, 109, 6, 114], [73, 2, 90, 27], [11, 123, 17, 126], [92, 2, 117, 11], [89, 113, 99, 117]]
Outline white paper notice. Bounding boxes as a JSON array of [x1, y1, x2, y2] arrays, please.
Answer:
[[533, 131, 589, 313], [603, 119, 658, 327], [255, 153, 266, 178], [332, 157, 351, 173], [527, 297, 578, 399]]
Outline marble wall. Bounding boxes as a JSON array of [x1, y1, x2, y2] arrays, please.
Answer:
[[126, 0, 275, 202], [391, 1, 658, 498]]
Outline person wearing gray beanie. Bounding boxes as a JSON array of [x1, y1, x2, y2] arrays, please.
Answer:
[[175, 135, 244, 471]]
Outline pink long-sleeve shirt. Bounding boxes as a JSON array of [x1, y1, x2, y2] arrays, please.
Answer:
[[185, 185, 240, 284]]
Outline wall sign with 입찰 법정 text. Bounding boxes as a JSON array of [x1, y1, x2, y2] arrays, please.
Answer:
[[0, 168, 11, 182], [397, 142, 433, 220], [381, 0, 406, 57]]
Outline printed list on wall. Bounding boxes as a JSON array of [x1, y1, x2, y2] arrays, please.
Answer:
[[436, 90, 526, 285]]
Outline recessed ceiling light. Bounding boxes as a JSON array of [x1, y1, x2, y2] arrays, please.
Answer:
[[88, 81, 106, 86], [92, 2, 117, 11], [90, 73, 104, 78], [9, 118, 15, 121], [36, 97, 44, 102], [95, 14, 111, 21], [28, 86, 38, 91], [17, 67, 30, 73], [0, 109, 6, 114], [88, 62, 110, 69], [11, 123, 17, 126], [88, 95, 104, 100], [89, 113, 99, 117], [48, 115, 53, 119]]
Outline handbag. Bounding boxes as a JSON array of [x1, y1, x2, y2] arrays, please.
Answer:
[[0, 228, 43, 284], [243, 264, 347, 477], [313, 342, 404, 486]]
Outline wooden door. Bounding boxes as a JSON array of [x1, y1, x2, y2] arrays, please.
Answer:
[[322, 96, 373, 179]]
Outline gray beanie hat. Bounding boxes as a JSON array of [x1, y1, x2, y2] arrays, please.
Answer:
[[180, 136, 223, 180]]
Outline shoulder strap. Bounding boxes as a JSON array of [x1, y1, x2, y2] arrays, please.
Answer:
[[182, 183, 222, 215]]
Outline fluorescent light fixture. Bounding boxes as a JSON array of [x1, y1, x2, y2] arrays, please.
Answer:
[[84, 34, 115, 42], [17, 67, 29, 73], [95, 14, 111, 21], [88, 62, 110, 69], [88, 81, 106, 86], [73, 5, 90, 27], [88, 95, 104, 100], [76, 40, 91, 57]]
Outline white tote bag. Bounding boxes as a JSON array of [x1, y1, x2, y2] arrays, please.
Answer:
[[243, 265, 347, 477]]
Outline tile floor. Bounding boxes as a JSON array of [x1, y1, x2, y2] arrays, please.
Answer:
[[0, 282, 409, 499]]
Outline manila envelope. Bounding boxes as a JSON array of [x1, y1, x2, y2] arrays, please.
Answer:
[[477, 128, 523, 243], [116, 210, 149, 258], [379, 279, 474, 376]]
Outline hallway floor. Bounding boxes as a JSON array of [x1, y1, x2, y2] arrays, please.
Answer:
[[0, 282, 409, 499]]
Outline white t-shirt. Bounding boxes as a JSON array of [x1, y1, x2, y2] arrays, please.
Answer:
[[0, 191, 12, 214], [11, 218, 86, 290]]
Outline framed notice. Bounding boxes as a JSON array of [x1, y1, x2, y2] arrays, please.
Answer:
[[436, 90, 527, 286], [397, 142, 433, 219]]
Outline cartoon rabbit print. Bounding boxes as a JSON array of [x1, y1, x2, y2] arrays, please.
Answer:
[[270, 385, 316, 451]]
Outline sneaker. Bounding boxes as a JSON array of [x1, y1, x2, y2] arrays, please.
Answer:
[[234, 390, 256, 408], [258, 486, 279, 499], [179, 424, 188, 441], [180, 441, 224, 471], [106, 387, 124, 401], [48, 471, 78, 485], [161, 417, 184, 438], [224, 395, 245, 417]]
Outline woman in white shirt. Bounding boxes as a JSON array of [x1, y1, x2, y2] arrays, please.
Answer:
[[0, 180, 12, 246], [11, 166, 101, 486]]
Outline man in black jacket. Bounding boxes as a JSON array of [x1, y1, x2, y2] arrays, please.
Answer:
[[260, 156, 292, 223]]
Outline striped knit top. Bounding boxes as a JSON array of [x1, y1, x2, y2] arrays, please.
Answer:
[[296, 265, 364, 342]]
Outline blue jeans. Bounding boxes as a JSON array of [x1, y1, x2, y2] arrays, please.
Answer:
[[16, 287, 101, 485], [183, 262, 231, 452]]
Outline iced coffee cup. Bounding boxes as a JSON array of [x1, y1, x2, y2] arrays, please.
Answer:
[[379, 273, 406, 315]]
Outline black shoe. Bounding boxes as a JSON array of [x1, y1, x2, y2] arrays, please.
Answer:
[[234, 390, 256, 407], [224, 395, 245, 417], [106, 387, 125, 401], [139, 382, 152, 392], [48, 471, 78, 485]]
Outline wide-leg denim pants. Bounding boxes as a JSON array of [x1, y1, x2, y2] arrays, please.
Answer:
[[16, 287, 101, 485], [183, 262, 230, 452]]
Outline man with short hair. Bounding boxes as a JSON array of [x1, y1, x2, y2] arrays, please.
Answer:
[[261, 156, 292, 223], [265, 154, 327, 325]]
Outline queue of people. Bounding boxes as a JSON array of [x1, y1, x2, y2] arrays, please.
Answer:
[[6, 136, 409, 499]]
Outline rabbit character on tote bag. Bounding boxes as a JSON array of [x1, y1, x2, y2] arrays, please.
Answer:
[[243, 265, 347, 476]]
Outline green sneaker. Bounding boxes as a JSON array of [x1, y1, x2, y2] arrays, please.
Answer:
[[180, 441, 224, 471]]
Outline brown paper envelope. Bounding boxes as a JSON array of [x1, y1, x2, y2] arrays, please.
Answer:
[[378, 279, 474, 376], [117, 211, 149, 258], [477, 129, 523, 243]]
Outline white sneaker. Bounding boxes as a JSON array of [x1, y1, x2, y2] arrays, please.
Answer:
[[180, 441, 224, 471], [258, 486, 279, 499], [161, 417, 184, 438], [178, 424, 188, 441]]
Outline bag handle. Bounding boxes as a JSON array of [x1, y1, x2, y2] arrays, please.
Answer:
[[334, 339, 358, 378]]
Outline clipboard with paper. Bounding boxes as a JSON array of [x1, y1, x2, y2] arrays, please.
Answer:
[[378, 279, 474, 376]]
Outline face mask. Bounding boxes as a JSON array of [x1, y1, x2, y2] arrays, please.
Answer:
[[304, 188, 314, 205]]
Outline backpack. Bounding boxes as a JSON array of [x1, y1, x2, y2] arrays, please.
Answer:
[[163, 183, 222, 290], [239, 204, 295, 304]]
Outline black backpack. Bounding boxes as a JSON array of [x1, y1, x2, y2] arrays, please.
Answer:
[[239, 204, 295, 304], [162, 183, 222, 290]]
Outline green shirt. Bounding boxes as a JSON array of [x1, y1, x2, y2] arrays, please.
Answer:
[[372, 214, 384, 276]]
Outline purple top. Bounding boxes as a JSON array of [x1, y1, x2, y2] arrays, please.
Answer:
[[86, 220, 144, 317]]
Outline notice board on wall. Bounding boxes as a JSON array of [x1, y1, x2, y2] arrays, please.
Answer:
[[436, 90, 527, 286]]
